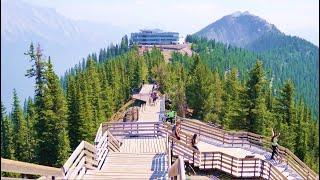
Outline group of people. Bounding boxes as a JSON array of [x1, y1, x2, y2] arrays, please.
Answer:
[[170, 119, 281, 161], [172, 120, 199, 151]]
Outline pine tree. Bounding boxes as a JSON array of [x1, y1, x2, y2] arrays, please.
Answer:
[[25, 97, 37, 162], [66, 76, 81, 150], [244, 60, 267, 134], [40, 58, 70, 166], [86, 58, 105, 127], [1, 102, 14, 159], [274, 80, 296, 150], [25, 43, 48, 164], [11, 89, 28, 162], [211, 71, 223, 126], [223, 68, 242, 129]]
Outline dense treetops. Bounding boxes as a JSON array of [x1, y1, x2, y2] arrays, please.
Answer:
[[186, 34, 319, 119], [1, 35, 318, 176]]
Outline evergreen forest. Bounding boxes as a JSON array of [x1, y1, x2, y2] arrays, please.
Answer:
[[1, 35, 319, 176]]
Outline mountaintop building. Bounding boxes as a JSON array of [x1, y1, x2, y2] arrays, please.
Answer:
[[131, 29, 179, 45]]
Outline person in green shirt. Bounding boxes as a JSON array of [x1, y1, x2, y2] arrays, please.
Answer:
[[166, 110, 175, 124], [271, 128, 280, 160]]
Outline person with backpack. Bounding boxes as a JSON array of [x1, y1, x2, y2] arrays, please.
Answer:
[[271, 128, 280, 160], [172, 120, 181, 140], [191, 134, 199, 151]]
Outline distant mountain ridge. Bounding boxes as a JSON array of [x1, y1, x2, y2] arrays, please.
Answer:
[[1, 0, 127, 110], [194, 11, 282, 48]]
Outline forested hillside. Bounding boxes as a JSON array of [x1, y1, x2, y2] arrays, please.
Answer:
[[186, 35, 319, 118], [1, 36, 318, 176]]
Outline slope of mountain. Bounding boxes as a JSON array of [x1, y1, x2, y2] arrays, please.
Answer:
[[194, 11, 281, 47], [1, 0, 127, 110], [192, 12, 319, 118], [247, 32, 319, 117]]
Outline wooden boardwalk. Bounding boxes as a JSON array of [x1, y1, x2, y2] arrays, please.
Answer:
[[120, 137, 167, 153], [133, 84, 164, 122], [83, 137, 168, 179]]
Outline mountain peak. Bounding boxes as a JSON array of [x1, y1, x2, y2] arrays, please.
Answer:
[[230, 11, 251, 17], [194, 12, 281, 47]]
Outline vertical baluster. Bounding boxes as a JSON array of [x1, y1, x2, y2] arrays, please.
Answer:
[[220, 153, 222, 170], [254, 159, 256, 177], [212, 152, 214, 169], [241, 159, 243, 178], [204, 153, 206, 169], [231, 157, 233, 175]]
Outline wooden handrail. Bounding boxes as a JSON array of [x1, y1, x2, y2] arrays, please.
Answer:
[[1, 158, 63, 178], [178, 117, 318, 179], [168, 156, 186, 180], [102, 122, 165, 138], [109, 99, 135, 122], [199, 151, 287, 179], [63, 141, 97, 179]]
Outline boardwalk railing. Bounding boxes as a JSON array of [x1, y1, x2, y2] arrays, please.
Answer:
[[109, 99, 135, 122], [62, 141, 98, 179], [101, 121, 165, 138], [163, 123, 201, 166], [200, 152, 287, 180], [168, 156, 186, 180], [1, 158, 63, 179], [178, 117, 318, 180], [95, 129, 121, 170]]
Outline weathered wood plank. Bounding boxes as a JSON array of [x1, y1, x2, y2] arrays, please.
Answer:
[[1, 158, 63, 177]]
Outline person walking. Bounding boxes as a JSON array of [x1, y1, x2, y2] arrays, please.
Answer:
[[172, 120, 181, 140], [271, 128, 280, 160], [166, 110, 175, 124], [152, 92, 158, 105], [191, 134, 199, 151]]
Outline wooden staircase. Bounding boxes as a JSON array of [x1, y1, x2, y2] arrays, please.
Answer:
[[83, 152, 168, 179]]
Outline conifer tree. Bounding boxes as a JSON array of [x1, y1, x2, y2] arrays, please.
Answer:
[[1, 102, 14, 159], [211, 71, 223, 125], [86, 58, 105, 127], [25, 97, 37, 162], [40, 58, 70, 166], [274, 80, 296, 150], [244, 60, 267, 134], [223, 68, 242, 129], [66, 76, 81, 150], [11, 89, 28, 162]]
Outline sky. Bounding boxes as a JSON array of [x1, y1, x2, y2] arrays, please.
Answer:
[[19, 0, 319, 46]]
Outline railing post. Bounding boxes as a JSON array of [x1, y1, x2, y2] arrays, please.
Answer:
[[204, 153, 206, 169], [241, 159, 243, 178], [231, 157, 233, 175], [193, 151, 195, 165], [254, 159, 256, 177], [248, 132, 251, 148], [242, 135, 244, 147], [268, 162, 271, 179], [220, 154, 222, 170], [261, 160, 264, 178], [232, 133, 234, 147], [222, 132, 225, 144], [212, 152, 214, 169]]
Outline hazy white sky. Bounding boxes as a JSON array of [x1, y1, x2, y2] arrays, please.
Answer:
[[21, 0, 320, 45]]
